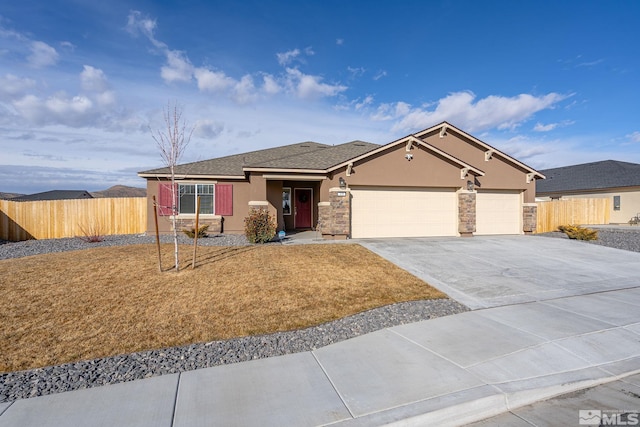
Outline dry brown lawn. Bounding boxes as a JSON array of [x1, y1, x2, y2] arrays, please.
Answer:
[[0, 243, 445, 373]]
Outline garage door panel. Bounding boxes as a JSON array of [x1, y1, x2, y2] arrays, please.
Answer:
[[476, 191, 521, 235], [351, 187, 457, 238]]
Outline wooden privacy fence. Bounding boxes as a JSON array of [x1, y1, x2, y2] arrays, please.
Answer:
[[0, 197, 147, 241], [536, 198, 611, 234]]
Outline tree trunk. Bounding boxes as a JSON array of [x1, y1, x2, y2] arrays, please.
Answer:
[[170, 165, 179, 272]]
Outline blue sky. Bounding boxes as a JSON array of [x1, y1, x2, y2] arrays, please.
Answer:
[[1, 0, 639, 194]]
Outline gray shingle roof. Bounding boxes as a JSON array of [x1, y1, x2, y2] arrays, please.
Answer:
[[139, 140, 380, 177], [12, 190, 94, 201], [537, 160, 640, 194], [248, 141, 379, 170]]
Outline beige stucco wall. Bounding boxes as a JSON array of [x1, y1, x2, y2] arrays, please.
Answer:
[[322, 143, 466, 196], [145, 178, 254, 234], [546, 188, 640, 224], [422, 129, 537, 203]]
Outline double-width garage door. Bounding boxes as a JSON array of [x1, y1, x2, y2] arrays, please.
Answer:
[[475, 191, 522, 235], [351, 187, 457, 238]]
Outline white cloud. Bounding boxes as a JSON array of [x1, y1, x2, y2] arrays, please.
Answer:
[[0, 74, 36, 98], [285, 68, 347, 99], [27, 41, 59, 68], [194, 67, 234, 92], [276, 49, 300, 66], [126, 11, 160, 46], [533, 120, 574, 132], [533, 122, 558, 132], [233, 75, 257, 104], [336, 38, 344, 45], [498, 135, 549, 161], [371, 101, 411, 121], [276, 47, 314, 66], [80, 65, 109, 92], [262, 74, 281, 95], [95, 90, 116, 107], [347, 66, 365, 78], [355, 95, 374, 111], [13, 93, 93, 126], [60, 41, 75, 51], [390, 91, 569, 133], [194, 119, 224, 139], [373, 70, 387, 81], [161, 50, 193, 83], [577, 58, 604, 68], [627, 131, 640, 143]]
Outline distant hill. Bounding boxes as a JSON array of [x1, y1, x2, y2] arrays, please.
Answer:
[[91, 185, 147, 198], [0, 192, 24, 200]]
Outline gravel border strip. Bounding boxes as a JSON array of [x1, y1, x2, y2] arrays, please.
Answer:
[[0, 299, 467, 402], [0, 234, 468, 402]]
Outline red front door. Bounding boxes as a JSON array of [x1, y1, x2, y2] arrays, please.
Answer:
[[294, 189, 312, 229]]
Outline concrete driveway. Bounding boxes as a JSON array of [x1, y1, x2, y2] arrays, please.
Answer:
[[360, 235, 640, 309]]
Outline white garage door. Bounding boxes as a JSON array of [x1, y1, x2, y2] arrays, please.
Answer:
[[476, 191, 521, 235], [351, 187, 457, 238]]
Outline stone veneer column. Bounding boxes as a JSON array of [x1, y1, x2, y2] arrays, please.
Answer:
[[318, 188, 351, 239], [458, 190, 476, 237], [523, 203, 537, 234]]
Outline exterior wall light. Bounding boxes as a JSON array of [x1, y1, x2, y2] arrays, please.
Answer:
[[339, 177, 347, 189]]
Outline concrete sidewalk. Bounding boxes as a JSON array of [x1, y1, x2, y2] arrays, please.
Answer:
[[1, 286, 639, 426]]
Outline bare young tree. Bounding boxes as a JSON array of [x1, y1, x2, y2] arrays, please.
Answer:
[[151, 101, 194, 272]]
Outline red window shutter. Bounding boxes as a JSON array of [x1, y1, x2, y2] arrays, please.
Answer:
[[157, 183, 177, 216], [215, 184, 233, 216]]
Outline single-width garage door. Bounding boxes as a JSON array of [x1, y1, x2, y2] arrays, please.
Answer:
[[351, 187, 457, 238], [476, 191, 521, 235]]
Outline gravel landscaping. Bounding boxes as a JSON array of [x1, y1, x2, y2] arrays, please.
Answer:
[[534, 226, 640, 253], [2, 227, 637, 403], [0, 234, 467, 403]]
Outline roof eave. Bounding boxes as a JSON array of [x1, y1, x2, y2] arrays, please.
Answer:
[[242, 167, 327, 174], [138, 173, 246, 180], [415, 122, 544, 178]]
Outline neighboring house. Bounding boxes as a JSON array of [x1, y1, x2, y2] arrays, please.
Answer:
[[11, 190, 94, 202], [536, 160, 640, 224], [138, 122, 544, 239]]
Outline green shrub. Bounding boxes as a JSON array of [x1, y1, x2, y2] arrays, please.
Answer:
[[244, 207, 276, 243], [182, 224, 210, 239], [558, 224, 598, 241]]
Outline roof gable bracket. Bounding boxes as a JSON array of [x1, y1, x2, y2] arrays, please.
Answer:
[[346, 162, 353, 176], [485, 150, 494, 161], [526, 173, 535, 184], [460, 167, 470, 179], [405, 139, 414, 151], [440, 125, 448, 138]]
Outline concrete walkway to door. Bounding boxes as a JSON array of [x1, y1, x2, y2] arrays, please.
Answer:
[[360, 235, 640, 309]]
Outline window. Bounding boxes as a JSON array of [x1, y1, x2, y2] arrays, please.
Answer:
[[179, 184, 214, 214], [613, 195, 621, 211], [282, 187, 291, 215], [158, 183, 232, 217]]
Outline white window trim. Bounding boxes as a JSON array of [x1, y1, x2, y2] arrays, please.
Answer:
[[177, 182, 216, 216]]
